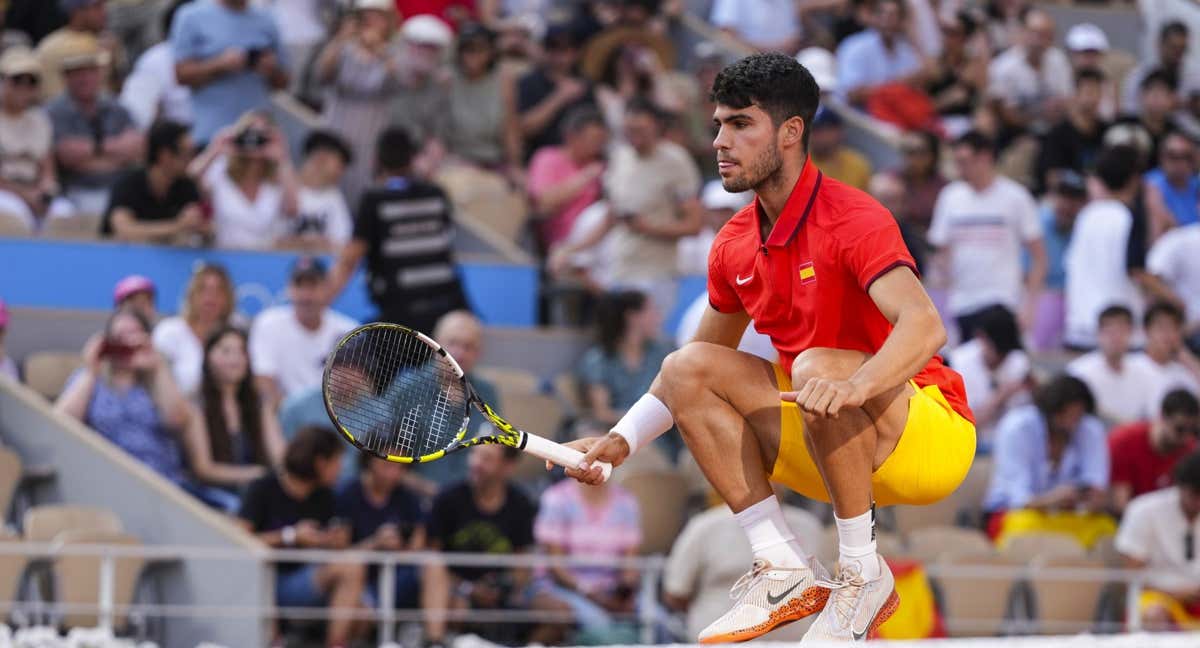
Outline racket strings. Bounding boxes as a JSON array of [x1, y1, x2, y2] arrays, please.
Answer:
[[326, 326, 469, 459]]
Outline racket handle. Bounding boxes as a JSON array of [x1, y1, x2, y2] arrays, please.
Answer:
[[522, 432, 613, 483]]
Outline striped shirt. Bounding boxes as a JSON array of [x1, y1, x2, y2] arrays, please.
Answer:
[[534, 479, 642, 594], [353, 178, 467, 332]]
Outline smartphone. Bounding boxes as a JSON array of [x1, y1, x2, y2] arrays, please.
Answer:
[[99, 338, 136, 358]]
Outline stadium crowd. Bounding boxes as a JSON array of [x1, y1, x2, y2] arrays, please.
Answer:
[[2, 0, 1200, 645]]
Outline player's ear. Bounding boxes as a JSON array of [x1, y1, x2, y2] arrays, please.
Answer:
[[780, 115, 805, 149]]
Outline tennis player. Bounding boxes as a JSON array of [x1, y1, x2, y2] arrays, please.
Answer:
[[564, 53, 976, 642]]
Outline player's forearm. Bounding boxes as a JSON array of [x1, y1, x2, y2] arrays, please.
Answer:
[[850, 301, 945, 398]]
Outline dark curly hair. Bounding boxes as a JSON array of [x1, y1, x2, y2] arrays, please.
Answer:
[[709, 53, 820, 149]]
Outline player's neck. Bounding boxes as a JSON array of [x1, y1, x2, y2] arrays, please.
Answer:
[[754, 158, 805, 224]]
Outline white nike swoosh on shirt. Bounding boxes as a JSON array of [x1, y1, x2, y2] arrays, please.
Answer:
[[736, 274, 754, 285]]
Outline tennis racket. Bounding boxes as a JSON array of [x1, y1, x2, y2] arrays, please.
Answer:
[[322, 323, 611, 481]]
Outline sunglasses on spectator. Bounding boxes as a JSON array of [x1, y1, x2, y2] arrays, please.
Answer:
[[6, 74, 38, 87]]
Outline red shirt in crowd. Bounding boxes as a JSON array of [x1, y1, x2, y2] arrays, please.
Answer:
[[394, 0, 477, 26], [1108, 421, 1196, 498], [707, 157, 973, 423]]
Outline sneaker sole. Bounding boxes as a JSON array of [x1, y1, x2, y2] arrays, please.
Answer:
[[865, 589, 901, 640], [698, 586, 831, 644]]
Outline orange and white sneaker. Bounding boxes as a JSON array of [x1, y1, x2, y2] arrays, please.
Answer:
[[801, 556, 899, 643], [697, 558, 831, 644]]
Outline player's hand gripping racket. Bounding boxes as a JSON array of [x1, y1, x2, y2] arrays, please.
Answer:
[[322, 323, 611, 481]]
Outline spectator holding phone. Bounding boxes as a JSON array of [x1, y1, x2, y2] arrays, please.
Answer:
[[188, 111, 298, 250], [238, 426, 366, 648], [102, 120, 207, 244], [171, 0, 288, 146]]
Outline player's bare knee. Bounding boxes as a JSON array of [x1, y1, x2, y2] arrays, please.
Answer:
[[790, 347, 871, 386], [661, 342, 720, 392]]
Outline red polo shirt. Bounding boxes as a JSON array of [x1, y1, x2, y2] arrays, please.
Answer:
[[707, 158, 973, 423], [1108, 421, 1195, 498]]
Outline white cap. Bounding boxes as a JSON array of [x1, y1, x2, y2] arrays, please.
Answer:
[[796, 47, 837, 92], [1065, 23, 1109, 52], [353, 0, 394, 11], [701, 180, 753, 211], [401, 14, 453, 48]]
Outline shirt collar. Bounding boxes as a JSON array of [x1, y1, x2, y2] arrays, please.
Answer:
[[757, 156, 823, 247]]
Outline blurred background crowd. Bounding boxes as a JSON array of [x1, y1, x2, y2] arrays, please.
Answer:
[[2, 0, 1200, 646]]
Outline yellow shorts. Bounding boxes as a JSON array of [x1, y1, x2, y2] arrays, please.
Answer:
[[1139, 590, 1200, 629], [769, 365, 976, 507]]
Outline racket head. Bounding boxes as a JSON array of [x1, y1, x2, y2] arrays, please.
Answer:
[[322, 323, 476, 463]]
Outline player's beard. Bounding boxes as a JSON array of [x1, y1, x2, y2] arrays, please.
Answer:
[[722, 139, 783, 194]]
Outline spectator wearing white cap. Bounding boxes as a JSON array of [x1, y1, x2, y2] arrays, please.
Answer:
[[676, 179, 752, 277], [0, 299, 15, 382], [1064, 23, 1117, 121], [0, 47, 74, 233], [113, 274, 157, 324], [388, 14, 454, 177], [313, 0, 402, 206]]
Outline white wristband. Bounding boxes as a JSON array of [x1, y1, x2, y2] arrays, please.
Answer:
[[611, 393, 674, 455]]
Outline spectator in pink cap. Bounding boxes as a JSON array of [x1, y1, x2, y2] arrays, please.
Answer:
[[0, 299, 16, 381], [113, 274, 157, 323]]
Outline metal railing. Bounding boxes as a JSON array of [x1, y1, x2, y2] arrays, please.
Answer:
[[0, 542, 1178, 643]]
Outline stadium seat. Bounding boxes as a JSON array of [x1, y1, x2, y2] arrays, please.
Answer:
[[999, 532, 1087, 562], [473, 366, 541, 396], [41, 214, 101, 240], [1028, 556, 1108, 634], [934, 552, 1024, 637], [905, 526, 993, 564], [436, 166, 529, 246], [621, 470, 690, 555], [51, 529, 145, 630], [22, 505, 122, 543], [1089, 534, 1123, 567], [0, 527, 27, 605], [0, 447, 21, 525], [550, 373, 586, 416], [22, 351, 83, 400], [0, 211, 31, 237]]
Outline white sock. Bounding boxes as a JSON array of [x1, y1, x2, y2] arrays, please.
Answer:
[[836, 507, 880, 581], [734, 496, 808, 569]]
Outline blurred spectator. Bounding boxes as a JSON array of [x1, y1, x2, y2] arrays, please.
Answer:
[[1145, 131, 1199, 237], [328, 127, 469, 334], [415, 310, 498, 488], [0, 299, 15, 381], [423, 444, 565, 646], [1110, 389, 1200, 515], [183, 327, 284, 501], [982, 0, 1027, 53], [249, 258, 357, 406], [578, 291, 672, 451], [557, 99, 701, 313], [2, 0, 61, 46], [113, 274, 157, 323], [1064, 145, 1151, 350], [676, 179, 752, 276], [808, 108, 871, 191], [259, 0, 328, 94], [1148, 222, 1200, 338], [835, 0, 923, 105], [948, 304, 1031, 440], [986, 8, 1072, 130], [1063, 23, 1116, 120], [336, 455, 427, 609], [237, 426, 365, 648], [390, 14, 454, 176], [118, 0, 192, 130], [1067, 306, 1158, 426], [394, 0, 490, 27], [1035, 68, 1108, 196], [534, 477, 642, 642], [983, 375, 1111, 545], [446, 22, 521, 175], [1117, 450, 1200, 631], [885, 130, 945, 238], [926, 11, 987, 129], [588, 31, 676, 139], [35, 0, 124, 101], [517, 24, 595, 159], [709, 0, 801, 54], [188, 111, 299, 250], [1139, 302, 1200, 407], [313, 0, 401, 206], [152, 263, 235, 396], [929, 130, 1045, 341], [54, 309, 207, 499], [279, 130, 354, 253], [1120, 70, 1181, 167], [1122, 21, 1197, 116], [48, 38, 142, 216], [171, 0, 288, 145], [0, 47, 73, 231], [1025, 171, 1087, 351], [663, 492, 823, 642], [868, 171, 928, 274], [101, 119, 206, 243], [527, 106, 608, 251], [831, 0, 872, 45]]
